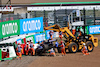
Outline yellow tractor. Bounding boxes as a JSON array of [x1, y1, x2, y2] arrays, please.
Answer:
[[44, 24, 98, 53]]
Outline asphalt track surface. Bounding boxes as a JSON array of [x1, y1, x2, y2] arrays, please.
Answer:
[[0, 35, 100, 67]]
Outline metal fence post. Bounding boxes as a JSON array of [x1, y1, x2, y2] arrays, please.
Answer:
[[83, 8, 86, 39], [93, 7, 96, 25], [26, 13, 27, 18], [65, 9, 67, 16], [0, 0, 2, 9], [17, 13, 19, 19], [54, 10, 56, 24], [65, 9, 67, 26], [44, 10, 46, 22], [34, 11, 36, 17], [8, 14, 10, 21], [1, 14, 3, 22]]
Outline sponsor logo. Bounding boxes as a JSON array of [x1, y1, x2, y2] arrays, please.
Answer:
[[2, 22, 18, 35], [89, 25, 100, 34], [35, 34, 45, 43], [23, 20, 41, 32]]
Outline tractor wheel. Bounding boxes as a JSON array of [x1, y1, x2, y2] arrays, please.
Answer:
[[86, 41, 94, 52], [68, 42, 78, 53]]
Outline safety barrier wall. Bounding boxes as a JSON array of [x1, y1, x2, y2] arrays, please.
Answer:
[[18, 31, 50, 44], [0, 17, 43, 39], [0, 16, 44, 60], [16, 30, 59, 45], [34, 33, 46, 43], [0, 46, 16, 61], [45, 30, 51, 39]]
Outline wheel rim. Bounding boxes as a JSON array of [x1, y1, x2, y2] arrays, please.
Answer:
[[72, 45, 77, 52], [88, 44, 93, 51]]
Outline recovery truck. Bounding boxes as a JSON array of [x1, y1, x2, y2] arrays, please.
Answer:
[[44, 24, 98, 53]]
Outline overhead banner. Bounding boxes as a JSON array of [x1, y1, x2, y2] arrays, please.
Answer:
[[34, 33, 46, 43], [89, 25, 100, 34], [0, 20, 20, 39], [20, 17, 43, 34]]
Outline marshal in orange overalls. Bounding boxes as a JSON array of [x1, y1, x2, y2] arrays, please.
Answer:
[[16, 43, 23, 60], [25, 43, 29, 55], [49, 31, 53, 40], [48, 48, 56, 56], [59, 31, 63, 40], [30, 42, 35, 55], [82, 46, 90, 55], [59, 41, 66, 56]]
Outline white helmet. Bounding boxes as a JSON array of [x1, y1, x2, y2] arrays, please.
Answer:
[[83, 43, 86, 46], [27, 43, 29, 45]]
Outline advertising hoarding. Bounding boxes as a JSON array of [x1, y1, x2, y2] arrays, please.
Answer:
[[16, 39, 22, 44], [26, 35, 35, 43], [85, 26, 89, 35], [20, 17, 43, 34], [89, 25, 100, 34], [0, 20, 20, 39], [45, 30, 50, 39], [34, 33, 46, 43]]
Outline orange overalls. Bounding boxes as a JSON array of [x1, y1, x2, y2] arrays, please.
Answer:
[[59, 42, 66, 56], [16, 45, 23, 60], [82, 46, 89, 55], [30, 43, 35, 55], [72, 29, 76, 35], [49, 31, 53, 40], [25, 44, 29, 55], [48, 48, 56, 56], [77, 31, 82, 39], [59, 31, 63, 40]]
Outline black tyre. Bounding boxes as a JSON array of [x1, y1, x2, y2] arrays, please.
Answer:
[[86, 41, 94, 52], [68, 42, 78, 53], [43, 44, 49, 50], [65, 48, 67, 52], [57, 47, 61, 53]]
